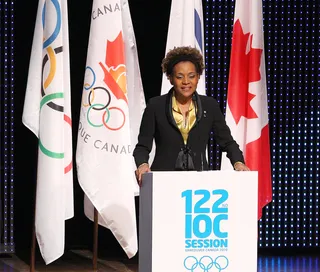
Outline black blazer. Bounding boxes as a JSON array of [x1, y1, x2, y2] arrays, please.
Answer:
[[133, 88, 245, 171]]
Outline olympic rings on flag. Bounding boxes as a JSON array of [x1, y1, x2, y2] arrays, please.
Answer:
[[102, 107, 126, 131], [84, 66, 96, 90], [38, 1, 73, 173], [83, 66, 126, 131], [86, 103, 126, 131], [88, 86, 111, 110], [39, 93, 73, 173]]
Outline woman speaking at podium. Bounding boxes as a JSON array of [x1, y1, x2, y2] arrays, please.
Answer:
[[133, 46, 249, 184]]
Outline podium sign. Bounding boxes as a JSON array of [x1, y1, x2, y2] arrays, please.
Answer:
[[139, 171, 258, 272]]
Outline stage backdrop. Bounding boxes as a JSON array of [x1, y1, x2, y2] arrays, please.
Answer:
[[0, 0, 15, 254], [204, 0, 320, 249], [11, 0, 320, 256]]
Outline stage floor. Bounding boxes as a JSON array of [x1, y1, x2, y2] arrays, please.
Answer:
[[0, 250, 138, 272], [0, 250, 320, 271]]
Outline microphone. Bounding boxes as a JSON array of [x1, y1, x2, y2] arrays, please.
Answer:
[[175, 146, 195, 171], [194, 151, 204, 172], [201, 152, 204, 171], [192, 93, 198, 123]]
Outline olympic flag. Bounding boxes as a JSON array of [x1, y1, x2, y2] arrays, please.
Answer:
[[22, 0, 73, 264], [76, 0, 145, 257], [221, 0, 272, 219], [161, 0, 206, 95]]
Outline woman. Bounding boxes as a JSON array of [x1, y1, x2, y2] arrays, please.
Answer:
[[133, 46, 249, 184]]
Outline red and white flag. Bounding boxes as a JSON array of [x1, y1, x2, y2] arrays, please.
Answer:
[[221, 0, 272, 219], [76, 0, 145, 257]]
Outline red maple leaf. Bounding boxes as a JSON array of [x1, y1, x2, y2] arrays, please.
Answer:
[[105, 32, 125, 68], [228, 19, 262, 124], [99, 32, 128, 104]]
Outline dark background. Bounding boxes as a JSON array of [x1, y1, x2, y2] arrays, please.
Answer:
[[12, 0, 320, 263], [14, 0, 172, 260]]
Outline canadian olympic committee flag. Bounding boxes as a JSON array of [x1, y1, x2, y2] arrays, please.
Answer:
[[76, 0, 145, 257], [161, 0, 206, 95], [22, 0, 73, 264], [221, 0, 272, 219]]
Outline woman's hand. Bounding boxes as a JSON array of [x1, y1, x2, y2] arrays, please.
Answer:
[[234, 162, 250, 171], [135, 163, 151, 186]]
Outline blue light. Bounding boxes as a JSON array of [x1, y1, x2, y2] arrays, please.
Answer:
[[205, 0, 319, 249], [0, 0, 15, 254]]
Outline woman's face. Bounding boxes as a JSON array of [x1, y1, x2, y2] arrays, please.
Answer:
[[169, 61, 200, 101]]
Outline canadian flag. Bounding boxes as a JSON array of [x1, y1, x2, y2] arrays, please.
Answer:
[[221, 0, 272, 219]]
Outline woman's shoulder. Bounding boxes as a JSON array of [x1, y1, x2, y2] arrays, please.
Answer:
[[198, 94, 219, 105], [198, 95, 223, 115], [147, 93, 169, 106]]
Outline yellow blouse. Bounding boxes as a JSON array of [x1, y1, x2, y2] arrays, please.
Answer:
[[172, 94, 196, 144]]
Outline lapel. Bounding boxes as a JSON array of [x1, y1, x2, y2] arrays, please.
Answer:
[[165, 88, 178, 129]]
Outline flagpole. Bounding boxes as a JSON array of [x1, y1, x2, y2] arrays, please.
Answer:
[[93, 207, 99, 270], [30, 183, 37, 272], [30, 208, 36, 272], [30, 228, 36, 271], [30, 148, 38, 272]]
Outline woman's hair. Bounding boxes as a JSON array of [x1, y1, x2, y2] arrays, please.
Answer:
[[161, 46, 205, 77]]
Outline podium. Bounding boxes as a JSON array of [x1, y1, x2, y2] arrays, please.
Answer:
[[139, 171, 258, 272]]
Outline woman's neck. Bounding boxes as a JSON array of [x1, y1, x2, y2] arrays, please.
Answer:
[[174, 93, 192, 106]]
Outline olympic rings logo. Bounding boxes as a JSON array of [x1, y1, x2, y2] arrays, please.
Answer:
[[184, 255, 229, 272], [38, 0, 72, 174], [82, 66, 126, 131]]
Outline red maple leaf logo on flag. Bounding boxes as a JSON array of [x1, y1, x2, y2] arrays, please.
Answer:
[[228, 19, 263, 124], [99, 32, 128, 104]]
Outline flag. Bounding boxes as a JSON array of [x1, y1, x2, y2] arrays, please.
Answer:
[[22, 0, 73, 264], [221, 0, 272, 219], [161, 0, 206, 95], [76, 0, 145, 258]]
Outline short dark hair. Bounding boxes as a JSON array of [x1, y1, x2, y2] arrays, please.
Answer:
[[161, 46, 205, 77]]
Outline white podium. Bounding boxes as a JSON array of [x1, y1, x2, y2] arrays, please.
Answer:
[[139, 171, 258, 272]]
